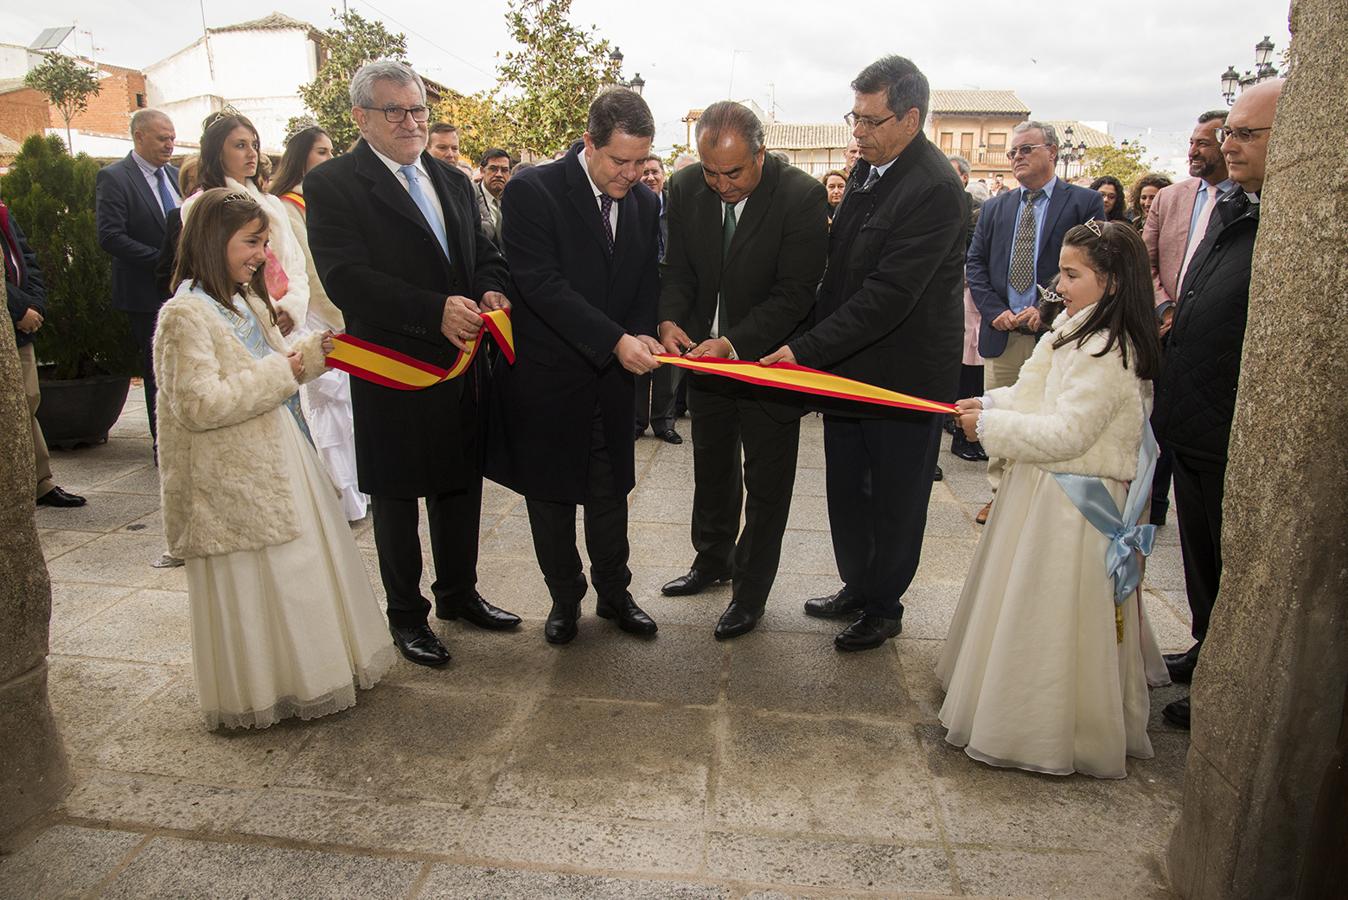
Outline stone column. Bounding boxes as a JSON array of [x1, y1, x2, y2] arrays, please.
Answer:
[[1166, 1, 1348, 897], [0, 279, 71, 846]]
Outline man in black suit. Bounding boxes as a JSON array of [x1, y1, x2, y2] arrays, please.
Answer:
[[761, 55, 966, 652], [965, 120, 1105, 522], [305, 60, 521, 668], [95, 109, 180, 444], [487, 88, 663, 645], [657, 101, 828, 639]]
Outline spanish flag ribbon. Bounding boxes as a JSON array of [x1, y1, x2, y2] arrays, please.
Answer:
[[656, 354, 956, 415], [325, 307, 514, 390], [280, 191, 305, 212], [325, 310, 950, 413]]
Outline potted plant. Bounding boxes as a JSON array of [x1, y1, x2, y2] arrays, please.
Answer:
[[2, 134, 137, 447]]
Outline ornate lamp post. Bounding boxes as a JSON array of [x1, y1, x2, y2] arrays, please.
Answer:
[[1057, 127, 1088, 178], [608, 47, 645, 95], [1221, 36, 1279, 106]]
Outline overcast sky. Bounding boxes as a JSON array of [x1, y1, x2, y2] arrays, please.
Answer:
[[11, 0, 1291, 170]]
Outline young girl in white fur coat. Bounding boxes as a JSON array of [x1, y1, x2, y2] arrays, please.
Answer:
[[154, 188, 394, 730], [937, 220, 1168, 779]]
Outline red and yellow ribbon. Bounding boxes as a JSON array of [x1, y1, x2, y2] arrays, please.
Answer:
[[325, 307, 514, 390], [656, 354, 955, 414], [280, 191, 305, 212], [324, 309, 950, 413]]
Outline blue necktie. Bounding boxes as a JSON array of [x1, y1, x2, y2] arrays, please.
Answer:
[[1186, 184, 1209, 244], [154, 167, 177, 216], [399, 164, 450, 262]]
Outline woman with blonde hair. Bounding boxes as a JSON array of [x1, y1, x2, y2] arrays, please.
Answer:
[[154, 187, 393, 729]]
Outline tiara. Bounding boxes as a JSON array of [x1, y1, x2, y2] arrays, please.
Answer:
[[1083, 219, 1104, 237], [221, 191, 253, 203]]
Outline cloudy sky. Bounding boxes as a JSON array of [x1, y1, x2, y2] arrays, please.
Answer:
[[10, 0, 1290, 170]]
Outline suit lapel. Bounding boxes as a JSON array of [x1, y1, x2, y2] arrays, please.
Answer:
[[724, 157, 776, 267], [996, 190, 1019, 275], [422, 154, 467, 280], [612, 188, 641, 279], [355, 142, 453, 278], [123, 155, 166, 226], [565, 146, 612, 260], [1037, 181, 1070, 257]]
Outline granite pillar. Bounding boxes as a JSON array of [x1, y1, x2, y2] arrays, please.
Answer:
[[1166, 1, 1348, 896], [0, 279, 71, 847]]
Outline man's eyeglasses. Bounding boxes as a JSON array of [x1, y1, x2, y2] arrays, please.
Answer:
[[1005, 144, 1048, 160], [1216, 125, 1271, 144], [363, 105, 430, 124], [844, 112, 896, 131]]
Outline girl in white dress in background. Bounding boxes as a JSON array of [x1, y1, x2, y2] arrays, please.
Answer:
[[272, 125, 369, 521], [937, 220, 1168, 779], [154, 188, 394, 730]]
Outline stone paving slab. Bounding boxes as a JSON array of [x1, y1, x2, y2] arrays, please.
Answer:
[[3, 405, 1193, 897]]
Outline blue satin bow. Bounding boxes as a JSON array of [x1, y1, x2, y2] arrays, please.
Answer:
[[1053, 424, 1160, 605]]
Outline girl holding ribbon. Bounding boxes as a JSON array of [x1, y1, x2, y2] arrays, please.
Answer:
[[936, 219, 1170, 778], [154, 188, 394, 730]]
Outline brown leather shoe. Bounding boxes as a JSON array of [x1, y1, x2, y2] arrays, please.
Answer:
[[975, 500, 993, 525]]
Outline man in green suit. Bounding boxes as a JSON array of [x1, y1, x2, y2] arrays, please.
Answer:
[[657, 101, 829, 639]]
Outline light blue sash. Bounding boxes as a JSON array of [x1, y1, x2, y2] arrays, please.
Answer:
[[203, 293, 313, 445], [1052, 424, 1159, 606]]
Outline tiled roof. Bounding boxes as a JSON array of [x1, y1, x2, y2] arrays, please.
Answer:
[[211, 12, 316, 34], [930, 90, 1030, 115], [0, 132, 22, 155], [1043, 120, 1114, 148], [765, 122, 851, 150]]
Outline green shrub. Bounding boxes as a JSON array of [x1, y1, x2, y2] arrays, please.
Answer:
[[2, 134, 134, 379]]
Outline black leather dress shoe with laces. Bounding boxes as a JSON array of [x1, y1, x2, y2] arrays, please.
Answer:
[[36, 486, 87, 508], [545, 601, 580, 645], [596, 593, 658, 636], [803, 588, 865, 620], [833, 613, 903, 652], [389, 624, 450, 667], [714, 601, 764, 640], [661, 567, 731, 597], [436, 593, 522, 630]]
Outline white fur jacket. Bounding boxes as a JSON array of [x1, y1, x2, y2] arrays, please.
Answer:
[[181, 178, 311, 326], [979, 303, 1150, 482], [154, 282, 327, 559]]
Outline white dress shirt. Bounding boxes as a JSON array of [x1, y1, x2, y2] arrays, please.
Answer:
[[369, 144, 447, 237], [132, 150, 180, 216]]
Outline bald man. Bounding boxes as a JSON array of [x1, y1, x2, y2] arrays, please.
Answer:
[[96, 109, 180, 446], [1151, 78, 1284, 728]]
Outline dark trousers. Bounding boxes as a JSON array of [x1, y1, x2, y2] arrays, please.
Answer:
[[823, 413, 943, 618], [127, 310, 159, 442], [525, 409, 631, 606], [688, 379, 800, 610], [370, 478, 483, 629], [1171, 451, 1225, 651], [1152, 446, 1174, 516], [635, 365, 679, 434], [951, 364, 984, 455]]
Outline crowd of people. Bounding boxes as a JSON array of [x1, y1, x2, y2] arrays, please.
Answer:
[[4, 52, 1281, 781]]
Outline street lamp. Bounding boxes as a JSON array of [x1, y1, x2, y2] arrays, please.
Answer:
[[1221, 36, 1279, 106], [608, 47, 645, 95]]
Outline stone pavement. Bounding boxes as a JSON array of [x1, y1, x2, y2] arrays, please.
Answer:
[[3, 395, 1193, 898]]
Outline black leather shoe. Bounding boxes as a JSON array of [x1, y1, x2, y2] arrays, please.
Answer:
[[953, 442, 988, 462], [661, 567, 730, 597], [658, 428, 683, 445], [545, 600, 580, 645], [834, 613, 902, 652], [714, 600, 764, 640], [436, 592, 522, 630], [933, 465, 943, 481], [36, 486, 87, 508], [390, 624, 450, 667], [803, 588, 865, 620], [1162, 696, 1191, 729], [634, 425, 646, 439], [1164, 648, 1198, 684], [596, 593, 658, 636]]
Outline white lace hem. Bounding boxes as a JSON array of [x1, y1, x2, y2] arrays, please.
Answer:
[[203, 643, 397, 731]]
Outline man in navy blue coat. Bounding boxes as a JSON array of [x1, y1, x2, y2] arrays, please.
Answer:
[[487, 88, 664, 645], [95, 109, 180, 445], [965, 121, 1104, 521]]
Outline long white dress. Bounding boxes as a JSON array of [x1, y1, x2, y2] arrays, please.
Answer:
[[185, 302, 393, 730], [935, 309, 1167, 779]]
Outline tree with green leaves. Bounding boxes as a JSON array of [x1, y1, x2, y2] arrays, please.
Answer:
[[23, 52, 102, 152], [1082, 142, 1163, 194], [297, 9, 409, 149], [487, 0, 623, 158]]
